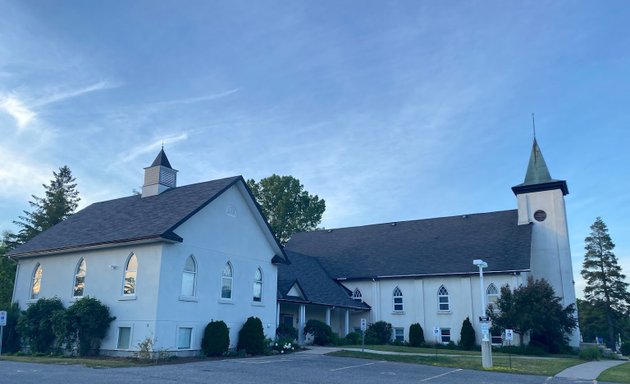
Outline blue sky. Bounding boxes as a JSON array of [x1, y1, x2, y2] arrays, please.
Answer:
[[1, 1, 629, 295]]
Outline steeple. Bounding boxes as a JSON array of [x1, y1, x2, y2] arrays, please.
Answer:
[[512, 139, 568, 196], [141, 148, 178, 198]]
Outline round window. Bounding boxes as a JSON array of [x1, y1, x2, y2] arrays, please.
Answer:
[[534, 210, 547, 222]]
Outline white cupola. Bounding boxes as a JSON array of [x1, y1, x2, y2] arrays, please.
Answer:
[[141, 148, 178, 197]]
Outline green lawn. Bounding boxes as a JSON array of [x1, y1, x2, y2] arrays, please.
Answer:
[[0, 355, 187, 368], [598, 362, 630, 384], [342, 344, 481, 355], [329, 350, 582, 376]]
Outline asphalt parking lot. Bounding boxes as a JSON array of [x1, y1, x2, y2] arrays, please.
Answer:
[[0, 354, 617, 384]]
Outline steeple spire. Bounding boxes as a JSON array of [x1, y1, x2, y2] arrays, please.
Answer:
[[142, 148, 178, 197], [151, 147, 173, 168], [523, 138, 552, 185], [512, 138, 568, 196]]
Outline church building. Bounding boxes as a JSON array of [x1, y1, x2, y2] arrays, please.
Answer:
[[8, 138, 580, 353]]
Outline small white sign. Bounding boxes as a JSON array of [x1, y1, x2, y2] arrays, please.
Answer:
[[505, 329, 514, 341], [360, 318, 367, 331], [433, 327, 440, 338], [0, 310, 6, 326]]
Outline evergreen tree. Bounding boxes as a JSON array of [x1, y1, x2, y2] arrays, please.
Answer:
[[581, 217, 630, 348], [459, 317, 476, 350], [7, 166, 80, 249], [0, 241, 16, 308], [247, 175, 325, 244]]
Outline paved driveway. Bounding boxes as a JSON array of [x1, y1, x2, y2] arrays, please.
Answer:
[[0, 354, 618, 384]]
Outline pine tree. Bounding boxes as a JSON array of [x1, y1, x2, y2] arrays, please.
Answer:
[[581, 217, 630, 348], [7, 166, 80, 249]]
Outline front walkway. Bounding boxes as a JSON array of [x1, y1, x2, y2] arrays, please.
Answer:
[[555, 360, 627, 381]]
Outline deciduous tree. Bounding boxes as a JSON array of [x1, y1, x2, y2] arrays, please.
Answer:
[[247, 175, 325, 244], [488, 277, 577, 353]]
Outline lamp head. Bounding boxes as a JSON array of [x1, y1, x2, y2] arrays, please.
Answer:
[[473, 259, 488, 268]]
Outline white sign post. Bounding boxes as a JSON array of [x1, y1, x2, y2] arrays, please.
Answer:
[[0, 310, 6, 356], [505, 329, 514, 368], [433, 327, 440, 360], [360, 318, 367, 352]]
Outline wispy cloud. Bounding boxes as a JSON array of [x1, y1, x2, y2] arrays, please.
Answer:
[[151, 88, 239, 107], [33, 80, 120, 107], [0, 95, 36, 129], [118, 132, 189, 164]]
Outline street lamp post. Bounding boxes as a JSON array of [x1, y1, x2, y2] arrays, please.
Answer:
[[473, 259, 493, 369]]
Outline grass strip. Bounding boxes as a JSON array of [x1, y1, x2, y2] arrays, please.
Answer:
[[329, 350, 581, 376], [598, 362, 630, 384]]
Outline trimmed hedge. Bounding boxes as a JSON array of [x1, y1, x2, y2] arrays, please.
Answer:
[[365, 321, 392, 345], [237, 317, 265, 355], [409, 323, 424, 347], [459, 317, 476, 350], [202, 320, 230, 356], [18, 297, 65, 353], [303, 320, 333, 346]]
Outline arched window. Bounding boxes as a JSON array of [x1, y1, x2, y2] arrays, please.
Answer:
[[31, 263, 43, 300], [253, 268, 263, 302], [181, 255, 197, 297], [123, 254, 138, 295], [486, 283, 499, 306], [438, 285, 450, 311], [73, 258, 86, 297], [393, 286, 403, 311], [221, 262, 233, 299], [352, 288, 362, 301]]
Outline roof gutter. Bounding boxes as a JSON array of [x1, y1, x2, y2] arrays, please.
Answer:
[[337, 269, 530, 281], [8, 235, 180, 259]]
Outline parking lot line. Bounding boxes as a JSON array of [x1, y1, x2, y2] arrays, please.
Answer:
[[330, 361, 382, 372], [419, 368, 462, 382]]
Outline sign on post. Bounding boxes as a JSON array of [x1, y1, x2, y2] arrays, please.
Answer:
[[0, 311, 6, 326], [505, 329, 513, 342], [360, 318, 367, 352], [360, 318, 367, 332]]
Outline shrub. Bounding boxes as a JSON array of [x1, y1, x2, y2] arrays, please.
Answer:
[[0, 303, 21, 353], [18, 297, 65, 354], [365, 321, 392, 345], [276, 323, 298, 340], [202, 320, 230, 356], [344, 331, 361, 345], [303, 320, 333, 346], [237, 317, 265, 355], [579, 346, 602, 361], [272, 336, 298, 354], [620, 341, 630, 357], [66, 297, 115, 356], [459, 317, 476, 350], [409, 323, 424, 347]]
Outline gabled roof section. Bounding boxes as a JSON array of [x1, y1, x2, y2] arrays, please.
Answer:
[[512, 139, 568, 196], [285, 210, 532, 280], [150, 148, 173, 168], [9, 176, 286, 259], [278, 250, 370, 310]]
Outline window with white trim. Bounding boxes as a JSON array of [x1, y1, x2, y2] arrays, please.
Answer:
[[73, 258, 86, 298], [177, 327, 192, 349], [181, 255, 197, 297], [31, 263, 43, 300], [352, 288, 362, 301], [117, 327, 131, 349], [221, 262, 233, 299], [393, 286, 403, 311], [438, 285, 450, 311], [394, 328, 404, 342], [440, 328, 451, 343], [253, 268, 263, 302], [123, 254, 138, 295], [486, 283, 499, 306]]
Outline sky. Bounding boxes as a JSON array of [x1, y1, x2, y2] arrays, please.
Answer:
[[1, 1, 629, 296]]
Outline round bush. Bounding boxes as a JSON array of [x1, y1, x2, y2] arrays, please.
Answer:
[[66, 297, 115, 356], [303, 320, 333, 346], [409, 323, 424, 347], [619, 341, 630, 357], [237, 317, 265, 355], [344, 331, 361, 345], [18, 297, 65, 354], [202, 320, 230, 356], [276, 323, 298, 340], [365, 321, 392, 345]]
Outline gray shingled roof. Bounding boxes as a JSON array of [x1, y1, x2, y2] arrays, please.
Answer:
[[278, 250, 370, 310], [8, 176, 243, 257], [285, 210, 532, 280]]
